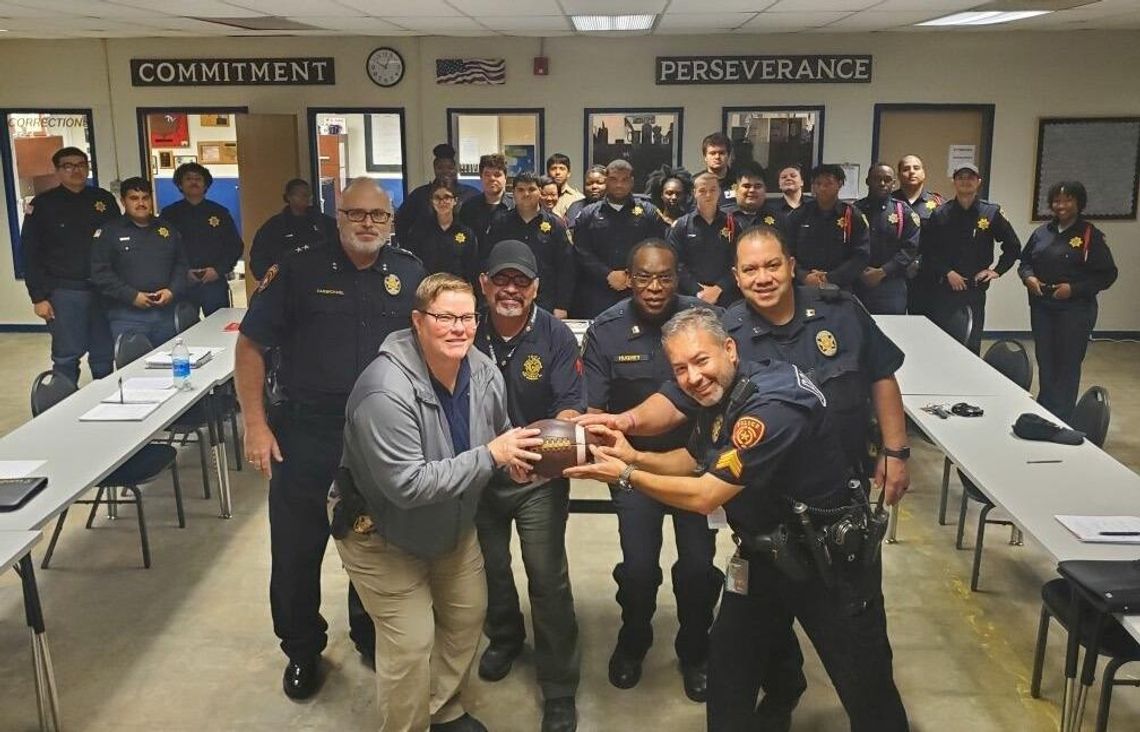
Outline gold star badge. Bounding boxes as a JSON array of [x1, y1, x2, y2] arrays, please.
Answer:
[[455, 232, 467, 244], [720, 226, 731, 239], [539, 221, 552, 233], [1069, 236, 1083, 248], [888, 212, 899, 225], [208, 215, 220, 227], [836, 217, 845, 229], [763, 215, 775, 226], [384, 273, 401, 295], [632, 205, 644, 217], [157, 226, 170, 238], [715, 449, 743, 480], [977, 217, 991, 230], [94, 201, 107, 213], [815, 329, 838, 357], [925, 200, 937, 211]]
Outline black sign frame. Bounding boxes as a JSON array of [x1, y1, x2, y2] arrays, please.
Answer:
[[130, 58, 336, 87], [656, 55, 872, 85]]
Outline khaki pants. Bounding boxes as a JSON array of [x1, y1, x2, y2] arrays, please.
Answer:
[[335, 526, 487, 731]]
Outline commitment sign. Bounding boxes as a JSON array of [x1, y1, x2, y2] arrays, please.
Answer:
[[656, 55, 872, 85], [131, 57, 336, 87]]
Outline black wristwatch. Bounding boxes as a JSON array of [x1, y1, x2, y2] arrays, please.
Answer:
[[617, 464, 636, 491], [882, 446, 911, 460]]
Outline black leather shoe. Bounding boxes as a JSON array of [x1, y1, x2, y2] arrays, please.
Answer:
[[681, 661, 708, 702], [282, 658, 320, 700], [542, 697, 578, 732], [478, 643, 522, 682], [430, 713, 488, 731], [608, 646, 642, 689]]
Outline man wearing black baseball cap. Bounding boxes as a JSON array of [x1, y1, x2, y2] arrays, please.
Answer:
[[473, 239, 585, 731]]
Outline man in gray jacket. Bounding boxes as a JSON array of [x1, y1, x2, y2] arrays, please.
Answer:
[[331, 272, 543, 732]]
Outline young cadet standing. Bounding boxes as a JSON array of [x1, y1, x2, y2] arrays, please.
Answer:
[[701, 132, 736, 206], [406, 180, 480, 286], [787, 164, 869, 292], [573, 159, 667, 318], [565, 165, 607, 230], [396, 143, 479, 247], [235, 178, 425, 701], [548, 153, 584, 219], [1019, 181, 1117, 422], [21, 146, 120, 383], [473, 241, 583, 732], [923, 164, 1022, 354], [567, 307, 908, 732], [722, 161, 788, 235], [776, 164, 811, 215], [457, 153, 514, 255], [853, 164, 921, 315], [893, 155, 943, 316], [581, 240, 722, 703], [668, 172, 736, 307], [485, 172, 575, 318], [160, 162, 243, 316], [249, 179, 337, 280], [90, 177, 188, 345]]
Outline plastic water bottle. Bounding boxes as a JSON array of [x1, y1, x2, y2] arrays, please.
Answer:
[[171, 338, 192, 391]]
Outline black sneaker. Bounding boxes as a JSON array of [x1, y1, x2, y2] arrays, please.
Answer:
[[478, 643, 522, 682]]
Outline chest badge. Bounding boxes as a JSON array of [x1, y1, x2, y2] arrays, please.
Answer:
[[887, 212, 899, 225], [454, 232, 467, 244], [925, 199, 937, 211], [816, 329, 838, 357], [94, 200, 107, 213], [384, 273, 401, 295], [208, 215, 221, 228], [631, 205, 644, 217], [719, 226, 731, 239], [732, 416, 766, 450], [522, 354, 543, 381], [711, 414, 724, 443], [157, 226, 170, 238], [763, 215, 775, 226], [835, 217, 845, 229], [977, 217, 991, 231], [539, 221, 552, 233], [1069, 236, 1083, 249]]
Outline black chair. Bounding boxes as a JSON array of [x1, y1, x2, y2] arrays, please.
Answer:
[[1030, 577, 1140, 731], [32, 372, 183, 570], [1072, 386, 1111, 449], [114, 332, 154, 370], [174, 301, 200, 333], [953, 339, 1034, 590]]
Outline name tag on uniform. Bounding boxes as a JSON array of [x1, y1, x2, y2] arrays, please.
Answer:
[[119, 236, 131, 241], [615, 354, 646, 363], [707, 506, 728, 530], [316, 289, 345, 296], [726, 554, 749, 595]]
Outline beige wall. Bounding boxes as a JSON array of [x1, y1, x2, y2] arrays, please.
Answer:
[[0, 31, 1138, 330]]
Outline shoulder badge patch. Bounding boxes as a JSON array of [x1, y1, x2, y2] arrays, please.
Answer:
[[522, 354, 543, 381], [715, 449, 743, 479], [257, 264, 279, 293], [384, 273, 401, 295], [815, 329, 838, 357], [732, 416, 765, 450]]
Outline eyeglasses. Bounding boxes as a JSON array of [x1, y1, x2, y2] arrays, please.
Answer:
[[338, 208, 393, 224], [432, 194, 456, 203], [57, 162, 89, 172], [421, 311, 479, 328], [489, 272, 534, 289], [630, 272, 676, 288]]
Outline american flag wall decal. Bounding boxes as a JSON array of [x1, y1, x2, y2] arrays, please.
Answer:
[[436, 58, 506, 85]]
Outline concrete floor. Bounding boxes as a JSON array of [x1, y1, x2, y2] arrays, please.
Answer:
[[0, 332, 1138, 731]]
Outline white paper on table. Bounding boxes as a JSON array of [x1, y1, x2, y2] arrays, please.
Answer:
[[100, 389, 178, 405], [124, 376, 174, 390], [79, 402, 161, 422], [0, 460, 47, 478], [1055, 515, 1140, 544], [144, 347, 217, 368]]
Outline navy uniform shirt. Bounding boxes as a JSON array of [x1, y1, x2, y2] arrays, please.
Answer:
[[405, 218, 480, 286], [1018, 219, 1117, 309], [583, 295, 718, 453], [249, 206, 337, 280], [486, 208, 576, 313], [786, 199, 870, 290], [722, 202, 788, 238], [853, 196, 921, 277], [892, 188, 943, 225], [666, 208, 737, 306], [572, 198, 668, 317], [474, 305, 585, 428], [458, 193, 514, 256], [565, 196, 601, 231], [160, 198, 243, 274], [90, 216, 189, 306], [20, 184, 121, 302], [923, 198, 1021, 288], [240, 242, 425, 410], [777, 193, 813, 216], [686, 358, 847, 535], [395, 181, 480, 248]]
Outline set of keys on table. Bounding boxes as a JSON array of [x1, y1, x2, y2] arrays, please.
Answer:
[[921, 402, 985, 419]]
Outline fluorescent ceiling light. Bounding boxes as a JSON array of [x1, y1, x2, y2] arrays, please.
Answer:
[[571, 15, 656, 32], [918, 10, 1052, 26]]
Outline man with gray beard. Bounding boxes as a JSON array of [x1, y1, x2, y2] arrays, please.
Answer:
[[236, 177, 426, 700]]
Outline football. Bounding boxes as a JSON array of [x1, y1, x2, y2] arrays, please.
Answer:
[[525, 418, 605, 479]]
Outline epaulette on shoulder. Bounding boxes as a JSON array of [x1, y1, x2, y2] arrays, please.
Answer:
[[387, 244, 423, 266]]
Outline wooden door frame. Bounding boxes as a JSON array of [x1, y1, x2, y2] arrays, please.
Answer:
[[870, 103, 996, 199]]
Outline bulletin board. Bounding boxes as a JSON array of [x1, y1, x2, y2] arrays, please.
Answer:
[[1032, 117, 1140, 221]]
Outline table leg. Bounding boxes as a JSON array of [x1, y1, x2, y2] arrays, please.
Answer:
[[937, 456, 951, 525], [19, 554, 62, 731], [206, 390, 232, 519], [886, 503, 899, 544]]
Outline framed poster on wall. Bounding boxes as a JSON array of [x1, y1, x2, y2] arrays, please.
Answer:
[[584, 108, 683, 192], [147, 113, 189, 148], [722, 106, 823, 191], [1032, 117, 1140, 221]]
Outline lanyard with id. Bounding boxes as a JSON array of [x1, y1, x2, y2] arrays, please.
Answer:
[[726, 554, 750, 595]]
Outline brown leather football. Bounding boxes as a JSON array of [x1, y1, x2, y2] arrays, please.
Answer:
[[525, 418, 604, 479]]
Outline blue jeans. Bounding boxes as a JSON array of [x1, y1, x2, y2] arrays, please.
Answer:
[[187, 279, 230, 317], [47, 288, 113, 383], [107, 305, 178, 349]]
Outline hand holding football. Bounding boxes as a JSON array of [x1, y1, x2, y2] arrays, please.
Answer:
[[525, 418, 605, 479]]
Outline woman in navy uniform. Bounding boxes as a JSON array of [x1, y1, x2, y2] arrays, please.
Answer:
[[1019, 181, 1117, 421], [405, 180, 480, 288], [786, 164, 869, 292]]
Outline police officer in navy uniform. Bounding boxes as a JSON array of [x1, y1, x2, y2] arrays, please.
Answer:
[[90, 177, 188, 346], [235, 178, 425, 700], [485, 171, 575, 318], [787, 164, 869, 292], [21, 146, 120, 384], [457, 153, 514, 255], [249, 179, 337, 280], [668, 172, 737, 308], [160, 162, 243, 316], [892, 155, 943, 316], [853, 163, 921, 315], [568, 307, 909, 732], [581, 239, 723, 703], [473, 240, 583, 732], [721, 161, 787, 236], [923, 163, 1021, 354], [573, 160, 667, 318], [1019, 180, 1117, 422], [405, 180, 480, 286]]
